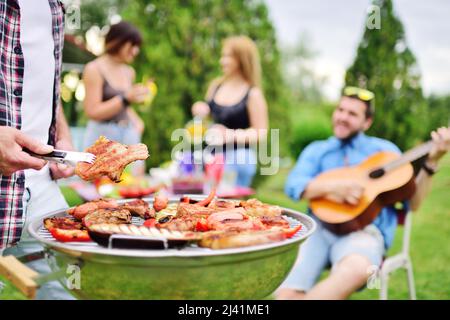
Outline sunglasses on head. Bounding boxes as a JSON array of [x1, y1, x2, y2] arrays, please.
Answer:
[[343, 86, 375, 102]]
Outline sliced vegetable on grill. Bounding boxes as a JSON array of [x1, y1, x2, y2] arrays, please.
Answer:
[[283, 225, 302, 238], [49, 228, 91, 242], [44, 217, 91, 242], [143, 218, 157, 228], [87, 223, 202, 249], [195, 218, 210, 232]]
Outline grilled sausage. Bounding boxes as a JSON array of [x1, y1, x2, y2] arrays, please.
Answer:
[[199, 229, 286, 249]]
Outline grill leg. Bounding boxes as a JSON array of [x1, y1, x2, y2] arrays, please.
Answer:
[[380, 273, 389, 300], [406, 261, 416, 300]]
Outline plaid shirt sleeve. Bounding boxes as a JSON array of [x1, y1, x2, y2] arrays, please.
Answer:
[[0, 0, 65, 248]]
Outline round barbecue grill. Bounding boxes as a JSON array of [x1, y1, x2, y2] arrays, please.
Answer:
[[1, 197, 316, 300]]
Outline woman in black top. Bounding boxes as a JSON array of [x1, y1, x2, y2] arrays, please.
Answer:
[[82, 22, 149, 174], [192, 36, 269, 186]]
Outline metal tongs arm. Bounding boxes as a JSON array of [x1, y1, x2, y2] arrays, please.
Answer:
[[23, 148, 96, 166]]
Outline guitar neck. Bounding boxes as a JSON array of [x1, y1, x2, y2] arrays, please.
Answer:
[[384, 141, 433, 172]]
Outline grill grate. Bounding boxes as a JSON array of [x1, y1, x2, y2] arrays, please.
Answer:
[[38, 215, 307, 250]]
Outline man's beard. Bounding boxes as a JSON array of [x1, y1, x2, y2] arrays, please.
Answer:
[[338, 128, 361, 144]]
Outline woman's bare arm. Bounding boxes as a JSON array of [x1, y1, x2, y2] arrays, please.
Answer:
[[232, 87, 268, 144], [82, 62, 124, 121]]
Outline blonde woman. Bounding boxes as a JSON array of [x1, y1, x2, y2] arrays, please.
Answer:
[[192, 36, 268, 187]]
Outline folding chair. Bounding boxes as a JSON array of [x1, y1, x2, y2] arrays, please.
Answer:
[[379, 210, 416, 300]]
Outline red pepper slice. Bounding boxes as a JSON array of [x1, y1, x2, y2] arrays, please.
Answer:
[[283, 225, 302, 239], [180, 196, 190, 203], [143, 218, 157, 228], [195, 219, 210, 232], [49, 228, 91, 242], [196, 187, 216, 207]]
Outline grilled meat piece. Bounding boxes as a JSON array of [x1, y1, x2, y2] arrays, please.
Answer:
[[68, 198, 119, 220], [88, 223, 201, 240], [120, 199, 155, 219], [207, 199, 239, 211], [259, 215, 290, 229], [206, 208, 245, 224], [204, 209, 265, 232], [75, 136, 149, 182], [44, 217, 83, 231], [153, 193, 169, 212], [199, 229, 286, 249], [177, 202, 216, 218], [239, 199, 282, 217], [82, 208, 132, 227], [156, 216, 198, 232]]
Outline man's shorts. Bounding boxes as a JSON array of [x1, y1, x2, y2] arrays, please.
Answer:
[[280, 216, 385, 292]]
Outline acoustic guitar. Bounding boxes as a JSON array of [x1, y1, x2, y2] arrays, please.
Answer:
[[309, 140, 436, 234]]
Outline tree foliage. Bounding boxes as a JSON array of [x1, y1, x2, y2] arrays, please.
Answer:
[[426, 95, 450, 132], [345, 0, 427, 150], [281, 33, 326, 103]]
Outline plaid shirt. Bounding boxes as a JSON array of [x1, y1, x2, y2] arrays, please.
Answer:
[[0, 0, 65, 248]]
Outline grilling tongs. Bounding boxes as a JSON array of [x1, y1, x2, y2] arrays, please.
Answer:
[[23, 148, 96, 166]]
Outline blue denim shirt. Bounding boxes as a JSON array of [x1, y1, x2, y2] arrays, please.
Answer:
[[285, 132, 408, 249]]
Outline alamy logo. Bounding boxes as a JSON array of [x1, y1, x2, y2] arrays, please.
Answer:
[[65, 5, 81, 31], [170, 118, 280, 176], [367, 265, 381, 290], [66, 264, 81, 290], [367, 5, 381, 30]]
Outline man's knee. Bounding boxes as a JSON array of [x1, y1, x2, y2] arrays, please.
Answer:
[[333, 254, 372, 284], [275, 288, 306, 300]]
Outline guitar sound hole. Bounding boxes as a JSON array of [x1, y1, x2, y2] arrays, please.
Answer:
[[369, 168, 385, 179]]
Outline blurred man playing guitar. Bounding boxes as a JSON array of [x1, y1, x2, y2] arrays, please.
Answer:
[[276, 87, 450, 299]]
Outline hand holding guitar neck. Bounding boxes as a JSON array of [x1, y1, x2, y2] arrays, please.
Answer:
[[427, 127, 450, 166], [309, 127, 449, 235]]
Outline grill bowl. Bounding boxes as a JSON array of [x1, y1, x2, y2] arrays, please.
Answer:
[[27, 198, 316, 299]]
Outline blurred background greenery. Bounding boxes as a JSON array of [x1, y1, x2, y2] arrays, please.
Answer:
[[61, 0, 449, 171]]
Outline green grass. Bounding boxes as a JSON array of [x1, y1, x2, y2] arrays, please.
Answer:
[[1, 156, 449, 300]]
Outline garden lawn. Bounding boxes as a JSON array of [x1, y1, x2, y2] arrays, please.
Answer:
[[1, 156, 449, 299]]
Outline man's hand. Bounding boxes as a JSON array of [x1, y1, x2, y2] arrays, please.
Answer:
[[0, 127, 54, 176], [427, 127, 450, 166], [324, 180, 365, 206], [49, 139, 75, 180]]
